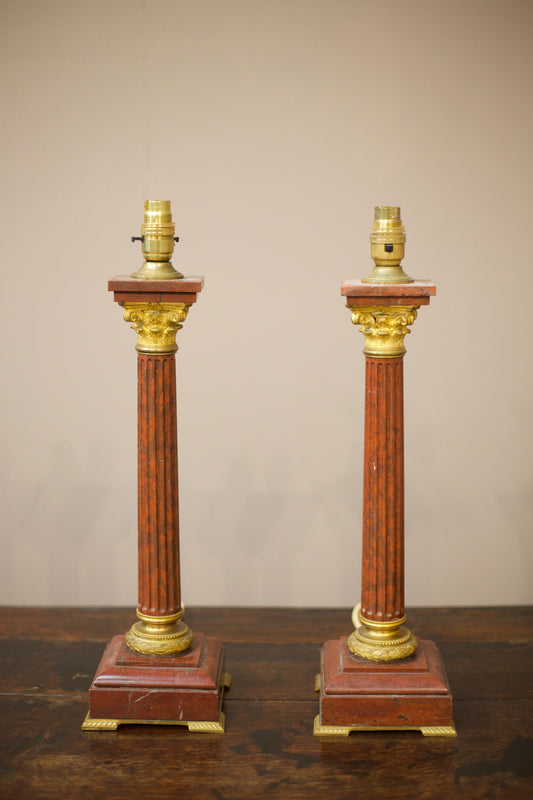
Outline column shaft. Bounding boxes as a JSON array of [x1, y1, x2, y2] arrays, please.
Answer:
[[361, 357, 404, 624], [137, 353, 181, 617]]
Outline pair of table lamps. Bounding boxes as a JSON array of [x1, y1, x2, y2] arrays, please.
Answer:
[[82, 201, 455, 738]]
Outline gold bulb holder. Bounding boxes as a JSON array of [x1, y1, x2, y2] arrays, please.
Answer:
[[361, 206, 414, 284], [131, 200, 184, 280]]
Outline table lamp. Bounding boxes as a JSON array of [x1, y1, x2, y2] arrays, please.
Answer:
[[315, 207, 456, 737], [83, 201, 230, 732]]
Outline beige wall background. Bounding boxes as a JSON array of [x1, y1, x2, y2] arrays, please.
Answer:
[[1, 0, 532, 608]]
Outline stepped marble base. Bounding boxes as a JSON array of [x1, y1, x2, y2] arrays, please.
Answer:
[[83, 633, 229, 732], [316, 636, 455, 737]]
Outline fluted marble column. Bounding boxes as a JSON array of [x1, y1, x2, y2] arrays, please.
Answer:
[[137, 354, 181, 618], [345, 303, 420, 660], [121, 301, 194, 656], [360, 356, 405, 625]]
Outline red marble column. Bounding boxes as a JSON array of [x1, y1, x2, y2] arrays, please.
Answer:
[[360, 356, 404, 624], [137, 353, 181, 618]]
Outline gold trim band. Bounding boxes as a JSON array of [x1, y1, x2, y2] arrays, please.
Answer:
[[347, 627, 418, 661], [141, 223, 175, 235], [354, 628, 412, 647], [359, 614, 407, 631], [313, 716, 457, 738], [83, 712, 226, 734], [126, 618, 193, 656], [136, 609, 184, 625]]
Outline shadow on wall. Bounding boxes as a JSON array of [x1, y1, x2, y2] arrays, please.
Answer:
[[2, 441, 136, 605], [181, 454, 361, 606]]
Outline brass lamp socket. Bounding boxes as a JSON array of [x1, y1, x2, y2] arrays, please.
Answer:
[[362, 206, 414, 284], [131, 200, 184, 280]]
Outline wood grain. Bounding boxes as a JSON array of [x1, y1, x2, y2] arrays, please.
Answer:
[[0, 604, 531, 800], [1, 606, 531, 643], [0, 637, 530, 702]]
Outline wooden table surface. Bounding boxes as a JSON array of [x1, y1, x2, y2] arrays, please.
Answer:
[[0, 606, 531, 799]]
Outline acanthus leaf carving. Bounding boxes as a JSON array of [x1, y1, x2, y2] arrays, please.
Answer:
[[350, 305, 418, 357], [122, 302, 191, 354]]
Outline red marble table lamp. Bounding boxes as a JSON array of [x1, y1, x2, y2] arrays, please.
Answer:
[[83, 201, 229, 732], [315, 207, 456, 737]]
